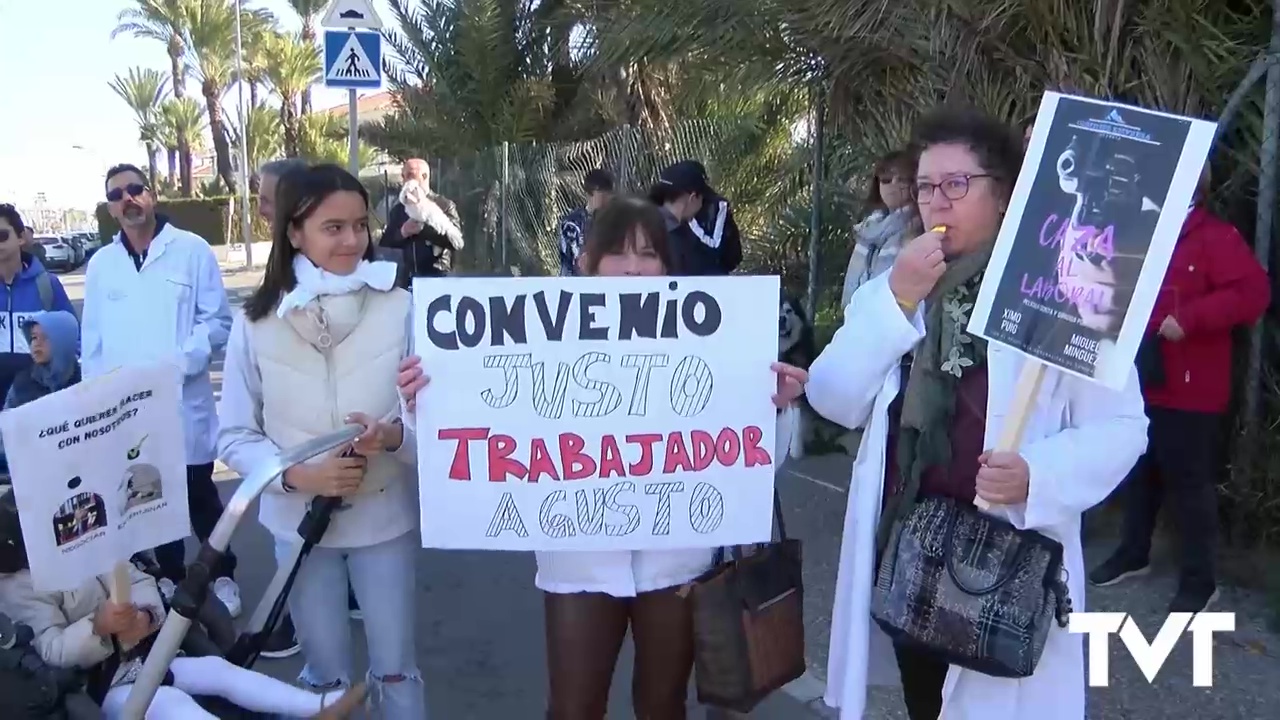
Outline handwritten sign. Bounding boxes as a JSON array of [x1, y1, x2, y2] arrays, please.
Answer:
[[413, 276, 781, 551], [969, 92, 1216, 389], [0, 363, 189, 591]]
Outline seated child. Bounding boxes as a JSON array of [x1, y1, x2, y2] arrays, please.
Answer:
[[0, 310, 81, 471], [0, 490, 366, 719]]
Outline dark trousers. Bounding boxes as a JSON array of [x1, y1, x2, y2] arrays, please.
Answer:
[[894, 642, 948, 720], [1118, 406, 1222, 591], [155, 462, 237, 582], [544, 587, 694, 720]]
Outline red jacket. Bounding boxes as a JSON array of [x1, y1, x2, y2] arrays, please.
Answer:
[[1144, 206, 1270, 413]]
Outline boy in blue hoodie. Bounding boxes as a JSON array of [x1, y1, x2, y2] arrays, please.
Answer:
[[0, 205, 77, 408], [0, 310, 81, 473]]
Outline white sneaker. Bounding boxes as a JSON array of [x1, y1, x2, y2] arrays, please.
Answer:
[[157, 578, 176, 603], [213, 577, 242, 618]]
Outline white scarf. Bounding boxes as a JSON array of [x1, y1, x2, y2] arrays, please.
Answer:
[[276, 253, 399, 318]]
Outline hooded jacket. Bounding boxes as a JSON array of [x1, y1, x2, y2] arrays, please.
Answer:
[[1143, 205, 1270, 413], [0, 255, 76, 405], [4, 310, 81, 410]]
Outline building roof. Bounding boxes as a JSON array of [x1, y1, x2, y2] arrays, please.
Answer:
[[324, 91, 396, 122]]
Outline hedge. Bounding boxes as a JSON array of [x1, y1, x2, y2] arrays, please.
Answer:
[[97, 197, 235, 247], [96, 177, 393, 248]]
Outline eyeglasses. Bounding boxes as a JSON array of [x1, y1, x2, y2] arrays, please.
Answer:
[[913, 174, 996, 203], [106, 183, 148, 203]]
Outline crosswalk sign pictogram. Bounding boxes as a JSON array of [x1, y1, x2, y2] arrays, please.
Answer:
[[324, 30, 382, 89]]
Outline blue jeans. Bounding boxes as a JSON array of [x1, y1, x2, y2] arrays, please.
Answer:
[[275, 531, 426, 719]]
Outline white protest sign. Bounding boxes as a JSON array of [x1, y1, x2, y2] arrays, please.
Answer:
[[413, 275, 781, 551], [0, 363, 189, 591]]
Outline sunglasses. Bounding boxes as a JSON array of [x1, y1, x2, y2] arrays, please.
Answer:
[[106, 183, 148, 203]]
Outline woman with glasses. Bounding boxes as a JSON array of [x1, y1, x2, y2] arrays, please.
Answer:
[[841, 151, 921, 311], [812, 108, 1147, 719]]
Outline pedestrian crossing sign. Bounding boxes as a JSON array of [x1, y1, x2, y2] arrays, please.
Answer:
[[323, 30, 382, 90]]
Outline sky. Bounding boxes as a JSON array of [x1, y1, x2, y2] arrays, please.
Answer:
[[0, 0, 398, 213]]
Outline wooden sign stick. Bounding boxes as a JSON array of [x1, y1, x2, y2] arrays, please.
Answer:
[[110, 561, 132, 604], [975, 361, 1047, 511]]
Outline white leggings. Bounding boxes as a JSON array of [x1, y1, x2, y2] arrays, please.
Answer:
[[101, 655, 338, 719]]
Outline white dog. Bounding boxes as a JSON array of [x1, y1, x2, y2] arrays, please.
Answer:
[[399, 179, 459, 243]]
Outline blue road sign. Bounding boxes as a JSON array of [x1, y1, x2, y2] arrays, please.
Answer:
[[324, 30, 382, 90]]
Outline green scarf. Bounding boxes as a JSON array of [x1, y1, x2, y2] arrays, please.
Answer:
[[875, 244, 993, 555]]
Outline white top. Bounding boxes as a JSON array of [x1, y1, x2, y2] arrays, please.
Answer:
[[217, 305, 419, 548], [81, 222, 232, 465]]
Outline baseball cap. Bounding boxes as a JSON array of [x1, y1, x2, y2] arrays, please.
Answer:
[[649, 160, 711, 204]]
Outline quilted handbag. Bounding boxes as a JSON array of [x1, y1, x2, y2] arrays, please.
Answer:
[[871, 495, 1072, 678]]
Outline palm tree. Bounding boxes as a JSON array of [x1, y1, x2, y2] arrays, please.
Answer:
[[299, 113, 377, 169], [152, 114, 180, 184], [229, 104, 284, 173], [159, 98, 208, 197], [185, 0, 274, 193], [263, 30, 323, 156], [286, 0, 325, 114], [371, 0, 576, 159], [111, 0, 195, 196], [108, 67, 169, 186]]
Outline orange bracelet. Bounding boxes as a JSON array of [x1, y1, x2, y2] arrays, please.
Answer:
[[894, 294, 918, 313]]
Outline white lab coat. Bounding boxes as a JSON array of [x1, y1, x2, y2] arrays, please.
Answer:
[[808, 273, 1148, 719], [81, 222, 232, 465]]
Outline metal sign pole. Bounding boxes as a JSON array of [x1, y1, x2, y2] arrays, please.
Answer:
[[348, 82, 359, 175], [234, 0, 253, 268]]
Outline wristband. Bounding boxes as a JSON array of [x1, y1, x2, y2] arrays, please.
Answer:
[[894, 294, 918, 313]]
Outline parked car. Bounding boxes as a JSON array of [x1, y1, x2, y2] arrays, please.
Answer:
[[75, 231, 105, 259], [36, 235, 75, 271], [62, 234, 85, 266]]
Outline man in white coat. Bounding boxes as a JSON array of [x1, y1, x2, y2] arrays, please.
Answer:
[[82, 163, 238, 616]]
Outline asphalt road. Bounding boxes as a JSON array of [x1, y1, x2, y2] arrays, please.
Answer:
[[56, 265, 1280, 719]]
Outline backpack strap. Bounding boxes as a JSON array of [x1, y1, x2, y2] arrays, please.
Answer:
[[35, 270, 53, 312]]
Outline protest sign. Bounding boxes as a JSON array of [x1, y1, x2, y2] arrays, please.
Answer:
[[0, 363, 188, 591], [413, 275, 781, 551], [969, 92, 1217, 390]]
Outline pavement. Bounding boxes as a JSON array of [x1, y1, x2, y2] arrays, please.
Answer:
[[55, 264, 1280, 719]]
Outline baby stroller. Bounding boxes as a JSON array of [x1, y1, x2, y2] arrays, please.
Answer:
[[115, 424, 365, 720]]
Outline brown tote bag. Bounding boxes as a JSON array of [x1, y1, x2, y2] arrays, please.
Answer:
[[681, 492, 805, 713]]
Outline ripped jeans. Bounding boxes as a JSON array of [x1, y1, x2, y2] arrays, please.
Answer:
[[274, 531, 426, 719]]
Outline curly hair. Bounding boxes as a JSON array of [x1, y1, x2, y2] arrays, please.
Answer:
[[0, 204, 25, 235], [910, 107, 1024, 198]]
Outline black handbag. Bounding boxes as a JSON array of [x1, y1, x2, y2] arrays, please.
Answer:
[[871, 495, 1072, 678], [682, 492, 806, 712]]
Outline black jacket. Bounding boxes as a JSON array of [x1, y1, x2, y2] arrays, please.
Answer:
[[378, 194, 463, 280], [666, 196, 742, 275]]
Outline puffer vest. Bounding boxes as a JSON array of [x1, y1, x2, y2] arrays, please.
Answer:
[[252, 287, 416, 547]]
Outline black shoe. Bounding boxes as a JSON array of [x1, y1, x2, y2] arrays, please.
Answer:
[[1088, 553, 1151, 587], [1168, 584, 1220, 615], [348, 589, 362, 622], [260, 615, 301, 659]]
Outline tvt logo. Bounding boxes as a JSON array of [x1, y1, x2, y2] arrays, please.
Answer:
[[1069, 612, 1235, 687]]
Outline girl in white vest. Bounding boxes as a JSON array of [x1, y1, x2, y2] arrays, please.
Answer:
[[217, 164, 425, 719], [396, 195, 808, 719]]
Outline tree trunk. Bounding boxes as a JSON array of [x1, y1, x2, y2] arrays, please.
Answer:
[[168, 38, 193, 197], [204, 82, 237, 193], [250, 82, 259, 108], [166, 148, 178, 184], [301, 19, 315, 115], [145, 143, 160, 187], [281, 96, 299, 157]]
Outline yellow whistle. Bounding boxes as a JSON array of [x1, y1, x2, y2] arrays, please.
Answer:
[[931, 225, 948, 233]]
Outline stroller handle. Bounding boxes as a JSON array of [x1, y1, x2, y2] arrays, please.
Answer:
[[120, 424, 366, 720]]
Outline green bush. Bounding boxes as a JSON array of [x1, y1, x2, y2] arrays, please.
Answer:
[[97, 197, 233, 246]]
